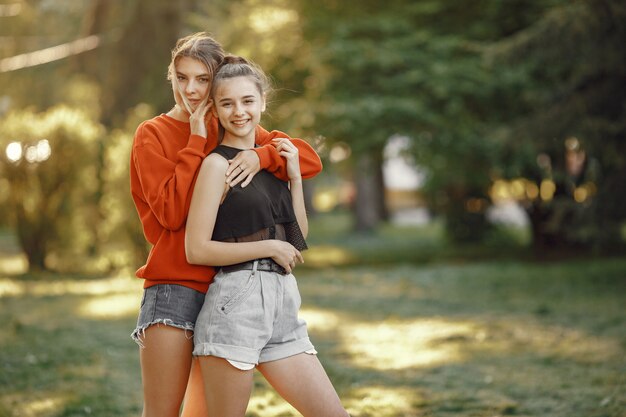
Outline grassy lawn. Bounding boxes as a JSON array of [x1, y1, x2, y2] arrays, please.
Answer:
[[0, 218, 625, 416]]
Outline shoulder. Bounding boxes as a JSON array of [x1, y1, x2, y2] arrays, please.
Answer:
[[133, 115, 173, 148], [200, 153, 229, 175]]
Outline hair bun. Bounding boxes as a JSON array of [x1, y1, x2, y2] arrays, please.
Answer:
[[222, 55, 248, 65]]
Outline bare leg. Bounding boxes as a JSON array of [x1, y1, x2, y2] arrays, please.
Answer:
[[180, 357, 209, 417], [198, 356, 254, 417], [257, 354, 349, 417], [139, 325, 194, 417]]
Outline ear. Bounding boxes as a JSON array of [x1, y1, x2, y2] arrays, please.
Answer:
[[210, 100, 219, 117], [261, 93, 267, 112]]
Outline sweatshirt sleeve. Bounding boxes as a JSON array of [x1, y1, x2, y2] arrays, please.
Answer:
[[132, 121, 206, 231], [253, 125, 323, 181]]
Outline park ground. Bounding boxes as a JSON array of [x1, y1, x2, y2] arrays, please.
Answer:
[[0, 215, 625, 417]]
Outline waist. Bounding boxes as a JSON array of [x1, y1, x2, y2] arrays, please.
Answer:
[[221, 258, 287, 275]]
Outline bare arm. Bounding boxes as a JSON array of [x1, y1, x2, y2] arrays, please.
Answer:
[[274, 138, 308, 238]]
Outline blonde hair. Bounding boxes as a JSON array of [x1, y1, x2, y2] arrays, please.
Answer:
[[167, 32, 225, 113]]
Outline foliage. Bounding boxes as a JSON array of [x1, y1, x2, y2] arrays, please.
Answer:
[[0, 1, 91, 111], [0, 106, 102, 271], [288, 1, 510, 237], [1, 0, 624, 262], [489, 0, 626, 249], [99, 104, 153, 272]]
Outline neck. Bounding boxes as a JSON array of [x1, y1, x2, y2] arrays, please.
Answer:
[[221, 133, 255, 150], [167, 105, 190, 122]]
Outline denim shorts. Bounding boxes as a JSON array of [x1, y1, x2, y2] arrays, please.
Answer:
[[193, 260, 315, 368], [131, 284, 206, 347]]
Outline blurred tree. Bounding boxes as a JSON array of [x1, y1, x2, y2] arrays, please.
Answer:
[[70, 0, 185, 263], [490, 0, 626, 250], [0, 106, 102, 271], [290, 0, 552, 236], [0, 2, 202, 272], [0, 1, 92, 110], [76, 0, 185, 126], [100, 104, 153, 271], [290, 0, 417, 231]]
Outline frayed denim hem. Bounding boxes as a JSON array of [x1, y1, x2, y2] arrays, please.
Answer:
[[131, 320, 194, 348]]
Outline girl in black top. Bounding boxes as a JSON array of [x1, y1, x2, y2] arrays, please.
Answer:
[[185, 56, 348, 417]]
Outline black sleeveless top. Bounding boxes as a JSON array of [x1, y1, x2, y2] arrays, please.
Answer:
[[210, 145, 307, 251]]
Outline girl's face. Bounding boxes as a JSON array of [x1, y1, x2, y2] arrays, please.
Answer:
[[212, 76, 265, 141], [172, 56, 211, 113]]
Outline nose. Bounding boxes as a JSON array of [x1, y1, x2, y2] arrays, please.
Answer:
[[185, 79, 197, 94], [234, 102, 244, 115]]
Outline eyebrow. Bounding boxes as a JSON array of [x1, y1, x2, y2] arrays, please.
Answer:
[[176, 71, 210, 78], [218, 95, 256, 103]]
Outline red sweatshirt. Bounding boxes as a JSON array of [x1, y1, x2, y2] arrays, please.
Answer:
[[130, 114, 322, 293]]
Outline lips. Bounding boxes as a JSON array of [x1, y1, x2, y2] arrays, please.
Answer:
[[231, 119, 249, 127]]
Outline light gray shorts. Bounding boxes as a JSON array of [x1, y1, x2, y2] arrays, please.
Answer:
[[193, 260, 315, 368]]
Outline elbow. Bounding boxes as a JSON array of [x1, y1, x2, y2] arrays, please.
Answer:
[[185, 245, 200, 265], [301, 157, 323, 179], [185, 236, 205, 265], [185, 239, 219, 266]]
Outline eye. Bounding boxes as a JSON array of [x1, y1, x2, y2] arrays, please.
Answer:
[[244, 99, 255, 104], [199, 77, 210, 83], [177, 75, 186, 81]]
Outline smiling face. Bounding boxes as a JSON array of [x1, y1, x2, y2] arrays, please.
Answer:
[[212, 76, 266, 145], [172, 56, 211, 113]]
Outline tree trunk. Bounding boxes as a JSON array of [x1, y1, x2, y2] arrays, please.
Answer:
[[373, 150, 389, 222], [353, 151, 386, 232], [15, 212, 48, 271]]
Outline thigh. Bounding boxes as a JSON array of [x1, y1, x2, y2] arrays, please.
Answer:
[[140, 325, 194, 417], [257, 354, 348, 417], [199, 356, 254, 417], [180, 358, 209, 417]]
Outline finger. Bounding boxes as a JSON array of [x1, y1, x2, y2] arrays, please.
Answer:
[[198, 102, 210, 117], [226, 157, 246, 175], [240, 172, 255, 188], [233, 166, 252, 183], [272, 138, 289, 149], [226, 161, 242, 177], [294, 251, 304, 264], [279, 143, 296, 154], [279, 260, 292, 274], [279, 151, 296, 160], [227, 171, 247, 187]]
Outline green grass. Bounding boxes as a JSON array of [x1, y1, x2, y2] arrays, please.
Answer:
[[302, 211, 535, 269], [0, 218, 625, 416]]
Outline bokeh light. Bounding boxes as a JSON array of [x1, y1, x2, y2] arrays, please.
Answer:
[[5, 141, 22, 162]]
